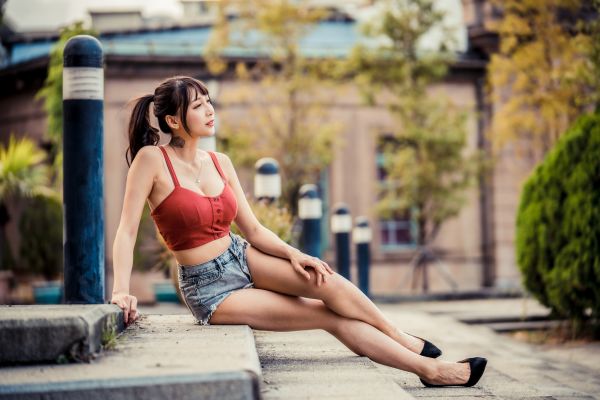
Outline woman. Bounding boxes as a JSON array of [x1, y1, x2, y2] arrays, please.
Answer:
[[111, 76, 487, 388]]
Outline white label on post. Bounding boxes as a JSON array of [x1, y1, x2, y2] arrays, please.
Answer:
[[331, 214, 352, 233], [63, 67, 104, 100], [254, 174, 282, 198], [353, 226, 372, 243], [298, 198, 322, 219]]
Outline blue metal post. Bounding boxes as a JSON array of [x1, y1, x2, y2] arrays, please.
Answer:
[[62, 35, 105, 304], [354, 216, 372, 297], [331, 203, 351, 280], [254, 158, 281, 205], [298, 184, 322, 258]]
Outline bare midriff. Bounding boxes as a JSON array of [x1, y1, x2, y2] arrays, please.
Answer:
[[171, 234, 232, 267]]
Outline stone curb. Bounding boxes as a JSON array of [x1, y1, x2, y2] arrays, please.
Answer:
[[0, 315, 262, 400], [0, 305, 124, 364]]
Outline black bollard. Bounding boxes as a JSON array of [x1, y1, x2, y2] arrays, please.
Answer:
[[254, 157, 281, 205], [62, 35, 105, 304], [331, 203, 351, 280], [298, 184, 322, 258], [353, 216, 372, 297]]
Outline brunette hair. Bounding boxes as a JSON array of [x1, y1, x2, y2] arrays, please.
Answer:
[[126, 76, 210, 166]]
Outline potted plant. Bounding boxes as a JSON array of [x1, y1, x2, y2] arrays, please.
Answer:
[[0, 135, 55, 304], [19, 194, 63, 304]]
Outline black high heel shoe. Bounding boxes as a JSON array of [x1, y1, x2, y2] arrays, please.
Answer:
[[420, 357, 487, 388], [407, 333, 442, 358]]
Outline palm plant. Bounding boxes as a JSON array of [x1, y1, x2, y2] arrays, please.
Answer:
[[0, 135, 55, 270]]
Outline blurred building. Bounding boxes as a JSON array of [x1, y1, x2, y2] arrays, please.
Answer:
[[0, 0, 524, 298]]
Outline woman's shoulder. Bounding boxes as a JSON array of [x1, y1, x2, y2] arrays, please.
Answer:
[[136, 145, 164, 161], [130, 145, 164, 173], [209, 151, 235, 179]]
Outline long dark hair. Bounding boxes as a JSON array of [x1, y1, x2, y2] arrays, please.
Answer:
[[126, 76, 210, 166]]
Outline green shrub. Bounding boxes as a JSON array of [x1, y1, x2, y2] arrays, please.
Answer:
[[19, 194, 63, 280], [516, 113, 600, 327]]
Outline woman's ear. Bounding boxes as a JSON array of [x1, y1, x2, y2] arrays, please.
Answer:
[[165, 115, 180, 131]]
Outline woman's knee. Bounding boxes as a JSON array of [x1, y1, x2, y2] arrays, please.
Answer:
[[307, 270, 347, 301]]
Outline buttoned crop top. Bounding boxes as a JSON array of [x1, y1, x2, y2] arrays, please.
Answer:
[[150, 146, 238, 251]]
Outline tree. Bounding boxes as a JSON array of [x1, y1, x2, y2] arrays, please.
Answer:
[[206, 1, 344, 215], [349, 0, 484, 291], [35, 22, 97, 195], [487, 0, 596, 162], [516, 113, 600, 335], [0, 135, 55, 271]]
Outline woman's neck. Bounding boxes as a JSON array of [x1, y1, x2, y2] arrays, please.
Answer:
[[169, 136, 200, 163]]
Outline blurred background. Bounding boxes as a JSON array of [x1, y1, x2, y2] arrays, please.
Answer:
[[0, 0, 598, 340]]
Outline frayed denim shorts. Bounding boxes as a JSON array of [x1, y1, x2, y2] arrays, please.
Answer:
[[177, 232, 255, 325]]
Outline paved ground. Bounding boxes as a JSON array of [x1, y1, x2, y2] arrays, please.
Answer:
[[249, 297, 600, 400], [130, 298, 600, 399]]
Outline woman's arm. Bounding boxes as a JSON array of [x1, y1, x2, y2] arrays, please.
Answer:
[[217, 153, 334, 285], [111, 146, 158, 323]]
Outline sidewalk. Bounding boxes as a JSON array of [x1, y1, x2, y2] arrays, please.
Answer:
[[376, 299, 600, 399], [254, 297, 599, 399]]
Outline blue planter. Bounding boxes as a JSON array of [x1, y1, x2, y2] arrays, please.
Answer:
[[153, 281, 180, 303], [33, 281, 63, 304]]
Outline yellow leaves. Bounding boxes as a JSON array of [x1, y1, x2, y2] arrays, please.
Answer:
[[0, 135, 54, 202], [487, 0, 596, 158]]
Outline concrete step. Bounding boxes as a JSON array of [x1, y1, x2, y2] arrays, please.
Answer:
[[484, 319, 566, 332], [0, 305, 124, 364], [254, 329, 414, 400], [0, 315, 261, 400]]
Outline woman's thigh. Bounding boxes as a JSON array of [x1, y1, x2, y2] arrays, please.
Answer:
[[209, 287, 342, 332], [245, 245, 347, 300]]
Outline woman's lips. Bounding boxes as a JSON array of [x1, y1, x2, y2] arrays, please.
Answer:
[[206, 120, 214, 127]]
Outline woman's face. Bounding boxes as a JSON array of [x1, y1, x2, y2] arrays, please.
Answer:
[[184, 93, 215, 137]]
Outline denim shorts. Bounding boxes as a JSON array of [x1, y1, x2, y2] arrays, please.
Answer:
[[177, 232, 255, 325]]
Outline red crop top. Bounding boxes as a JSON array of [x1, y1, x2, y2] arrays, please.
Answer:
[[150, 146, 238, 251]]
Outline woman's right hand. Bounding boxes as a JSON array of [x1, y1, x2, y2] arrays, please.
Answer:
[[111, 292, 138, 324]]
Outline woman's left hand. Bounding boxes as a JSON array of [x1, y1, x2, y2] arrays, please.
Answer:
[[289, 250, 335, 287]]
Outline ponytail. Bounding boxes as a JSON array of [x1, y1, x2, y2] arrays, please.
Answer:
[[126, 94, 159, 167]]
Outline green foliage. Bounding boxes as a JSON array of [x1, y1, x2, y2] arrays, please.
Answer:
[[349, 0, 484, 245], [516, 113, 600, 327], [19, 194, 63, 280], [0, 135, 55, 271], [0, 135, 53, 201], [231, 196, 294, 244], [35, 22, 97, 192]]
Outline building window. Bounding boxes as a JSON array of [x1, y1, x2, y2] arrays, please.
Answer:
[[376, 136, 418, 250]]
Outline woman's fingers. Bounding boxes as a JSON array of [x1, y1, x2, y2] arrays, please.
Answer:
[[323, 261, 334, 274], [122, 302, 130, 324], [294, 262, 311, 280], [128, 296, 138, 323], [111, 294, 138, 325]]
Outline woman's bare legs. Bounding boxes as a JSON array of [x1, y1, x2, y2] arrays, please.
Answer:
[[209, 288, 470, 385], [245, 246, 429, 354]]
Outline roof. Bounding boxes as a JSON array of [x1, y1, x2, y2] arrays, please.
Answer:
[[4, 21, 359, 69]]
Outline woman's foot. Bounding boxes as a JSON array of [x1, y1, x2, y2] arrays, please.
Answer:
[[384, 326, 442, 358], [420, 357, 487, 387], [405, 332, 442, 358]]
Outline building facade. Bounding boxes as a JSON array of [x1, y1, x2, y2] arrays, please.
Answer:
[[0, 1, 527, 298]]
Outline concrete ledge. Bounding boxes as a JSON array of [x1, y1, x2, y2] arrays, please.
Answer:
[[0, 305, 124, 364], [0, 315, 262, 400], [0, 371, 257, 400]]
